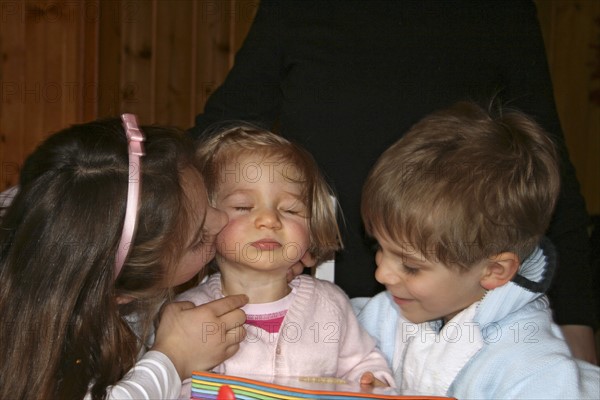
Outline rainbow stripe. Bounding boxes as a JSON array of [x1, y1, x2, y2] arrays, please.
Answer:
[[190, 371, 452, 400]]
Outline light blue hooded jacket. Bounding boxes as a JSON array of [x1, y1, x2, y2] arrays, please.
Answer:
[[352, 240, 600, 399]]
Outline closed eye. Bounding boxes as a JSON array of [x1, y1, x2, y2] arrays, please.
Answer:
[[403, 264, 419, 275], [233, 206, 253, 212], [282, 207, 308, 218]]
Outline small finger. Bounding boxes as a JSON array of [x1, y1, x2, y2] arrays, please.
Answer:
[[210, 294, 249, 316], [219, 308, 247, 331], [225, 324, 246, 344], [224, 343, 241, 360], [360, 372, 375, 386]]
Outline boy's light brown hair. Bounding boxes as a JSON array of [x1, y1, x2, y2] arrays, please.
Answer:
[[362, 101, 560, 270], [195, 123, 342, 265]]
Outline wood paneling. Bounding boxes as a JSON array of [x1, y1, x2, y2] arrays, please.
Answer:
[[535, 0, 600, 215], [0, 0, 257, 192], [95, 0, 257, 127], [0, 0, 598, 216], [0, 0, 99, 189]]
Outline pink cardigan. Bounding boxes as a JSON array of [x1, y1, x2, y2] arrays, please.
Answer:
[[177, 274, 394, 385]]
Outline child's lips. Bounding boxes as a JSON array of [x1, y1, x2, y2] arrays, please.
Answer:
[[392, 295, 414, 306], [250, 239, 282, 250]]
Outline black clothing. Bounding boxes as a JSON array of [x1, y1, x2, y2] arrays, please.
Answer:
[[191, 0, 595, 327]]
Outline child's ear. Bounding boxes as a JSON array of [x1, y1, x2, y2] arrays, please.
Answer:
[[480, 252, 520, 290]]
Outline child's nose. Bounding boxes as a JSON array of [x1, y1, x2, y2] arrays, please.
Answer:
[[375, 260, 401, 286], [254, 208, 282, 230]]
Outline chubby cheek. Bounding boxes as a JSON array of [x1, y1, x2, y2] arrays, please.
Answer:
[[403, 280, 426, 300], [408, 278, 450, 311], [288, 220, 311, 254], [198, 242, 217, 265], [173, 266, 197, 286], [172, 251, 207, 286], [214, 217, 243, 254]]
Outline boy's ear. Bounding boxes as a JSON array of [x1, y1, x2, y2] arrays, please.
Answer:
[[480, 252, 520, 290]]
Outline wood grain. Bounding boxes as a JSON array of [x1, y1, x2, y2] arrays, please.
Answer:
[[535, 0, 600, 215], [0, 1, 596, 216]]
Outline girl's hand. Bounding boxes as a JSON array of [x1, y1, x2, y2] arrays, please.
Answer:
[[152, 295, 248, 379], [359, 372, 387, 387]]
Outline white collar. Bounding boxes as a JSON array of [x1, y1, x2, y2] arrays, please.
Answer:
[[399, 302, 483, 395]]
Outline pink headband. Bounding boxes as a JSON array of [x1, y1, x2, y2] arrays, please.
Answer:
[[115, 114, 146, 279]]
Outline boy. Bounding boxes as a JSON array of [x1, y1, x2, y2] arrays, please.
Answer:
[[354, 101, 600, 398]]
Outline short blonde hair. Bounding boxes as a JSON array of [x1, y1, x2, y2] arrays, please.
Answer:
[[362, 101, 560, 270], [196, 123, 342, 265]]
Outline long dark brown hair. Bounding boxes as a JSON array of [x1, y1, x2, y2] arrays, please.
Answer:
[[0, 118, 197, 399]]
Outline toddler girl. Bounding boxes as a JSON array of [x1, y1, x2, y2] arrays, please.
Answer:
[[178, 124, 393, 385]]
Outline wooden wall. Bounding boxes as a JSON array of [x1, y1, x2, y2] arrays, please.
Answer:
[[1, 0, 599, 215], [0, 0, 99, 189], [96, 0, 258, 126], [0, 0, 257, 190], [536, 0, 600, 216]]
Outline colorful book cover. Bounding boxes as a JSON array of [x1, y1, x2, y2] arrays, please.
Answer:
[[190, 371, 453, 400]]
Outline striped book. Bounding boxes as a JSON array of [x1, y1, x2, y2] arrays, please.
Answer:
[[190, 371, 453, 400]]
